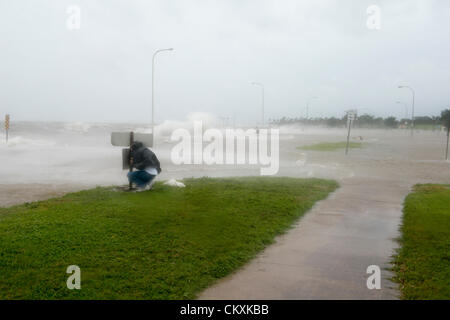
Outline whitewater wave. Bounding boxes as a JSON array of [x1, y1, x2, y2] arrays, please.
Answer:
[[135, 112, 220, 137], [64, 122, 91, 133], [3, 136, 56, 148]]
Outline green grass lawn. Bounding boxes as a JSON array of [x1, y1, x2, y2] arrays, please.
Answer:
[[392, 184, 450, 300], [298, 141, 363, 151], [0, 177, 337, 300]]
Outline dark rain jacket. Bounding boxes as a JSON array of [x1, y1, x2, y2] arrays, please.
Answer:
[[130, 141, 162, 174]]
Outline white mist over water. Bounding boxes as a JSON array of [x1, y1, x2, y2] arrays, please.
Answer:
[[0, 113, 256, 185], [1, 121, 135, 185], [1, 117, 447, 188]]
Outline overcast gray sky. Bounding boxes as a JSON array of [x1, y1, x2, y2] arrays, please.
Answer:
[[1, 0, 449, 124]]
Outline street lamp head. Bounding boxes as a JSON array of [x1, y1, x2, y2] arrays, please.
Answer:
[[153, 48, 174, 58], [398, 86, 404, 89]]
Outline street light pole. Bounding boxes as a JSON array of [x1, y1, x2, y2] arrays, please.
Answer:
[[251, 82, 265, 126], [398, 86, 415, 136], [152, 48, 173, 146]]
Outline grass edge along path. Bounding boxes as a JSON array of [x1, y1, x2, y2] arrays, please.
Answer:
[[0, 177, 338, 300], [298, 141, 363, 152], [392, 184, 450, 300]]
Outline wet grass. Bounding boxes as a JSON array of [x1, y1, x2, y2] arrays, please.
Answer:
[[0, 177, 338, 299], [392, 184, 450, 300], [298, 141, 363, 151]]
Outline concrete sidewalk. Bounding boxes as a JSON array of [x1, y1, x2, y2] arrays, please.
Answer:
[[199, 177, 409, 300]]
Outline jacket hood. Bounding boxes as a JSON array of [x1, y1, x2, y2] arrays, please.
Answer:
[[131, 141, 145, 150]]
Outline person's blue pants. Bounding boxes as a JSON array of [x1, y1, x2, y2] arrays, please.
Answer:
[[127, 171, 156, 188]]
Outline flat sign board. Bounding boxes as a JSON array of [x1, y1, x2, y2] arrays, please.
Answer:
[[111, 132, 153, 148], [346, 109, 357, 122], [122, 148, 131, 170]]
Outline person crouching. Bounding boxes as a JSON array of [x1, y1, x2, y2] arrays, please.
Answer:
[[127, 141, 161, 191]]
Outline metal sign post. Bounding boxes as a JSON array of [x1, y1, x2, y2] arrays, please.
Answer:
[[128, 132, 134, 190], [111, 132, 153, 190], [5, 114, 10, 144], [345, 110, 357, 155]]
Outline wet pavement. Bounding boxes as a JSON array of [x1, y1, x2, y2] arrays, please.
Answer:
[[199, 178, 407, 299]]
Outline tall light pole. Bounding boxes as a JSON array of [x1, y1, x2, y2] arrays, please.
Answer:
[[152, 48, 173, 146], [396, 101, 408, 119], [398, 86, 415, 136], [306, 96, 318, 119], [251, 82, 265, 126]]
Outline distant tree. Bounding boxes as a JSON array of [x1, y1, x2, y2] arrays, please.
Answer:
[[441, 109, 450, 160], [326, 117, 341, 127], [374, 117, 384, 127], [430, 116, 440, 131], [358, 114, 375, 127], [399, 118, 410, 127], [384, 117, 398, 128], [271, 113, 449, 133]]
